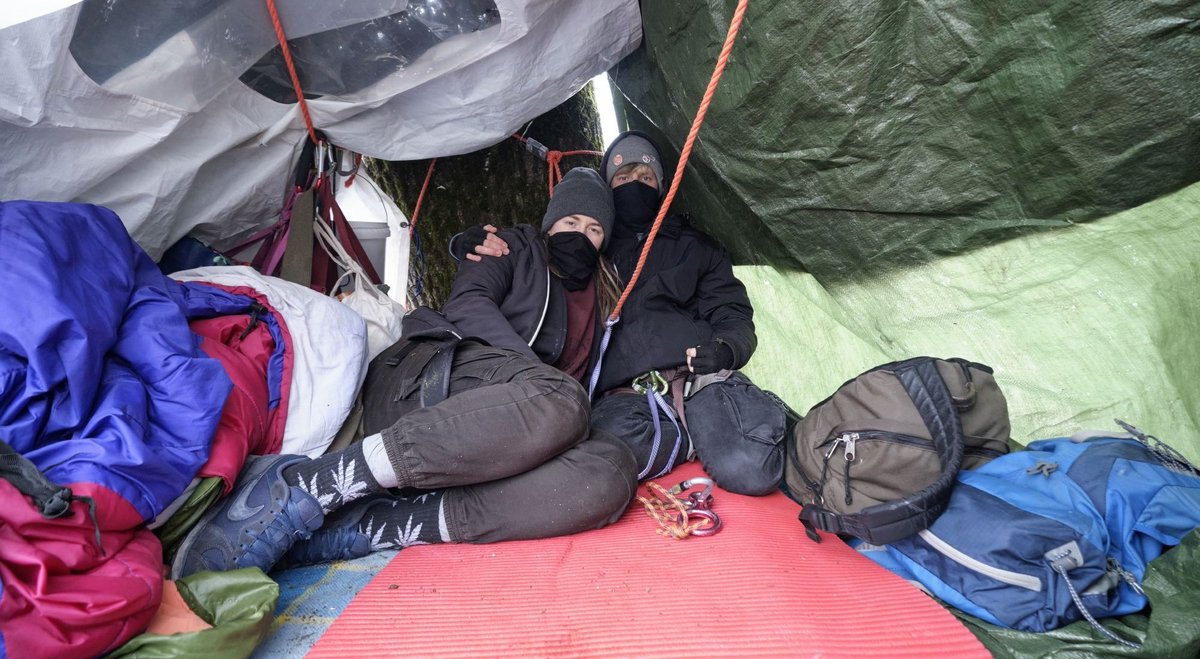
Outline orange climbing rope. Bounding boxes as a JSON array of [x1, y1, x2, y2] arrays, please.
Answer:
[[607, 0, 749, 323], [264, 0, 318, 144], [410, 158, 438, 237], [512, 133, 603, 197]]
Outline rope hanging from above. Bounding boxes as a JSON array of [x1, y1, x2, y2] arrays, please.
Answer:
[[263, 0, 318, 144], [607, 0, 749, 324], [586, 0, 750, 398]]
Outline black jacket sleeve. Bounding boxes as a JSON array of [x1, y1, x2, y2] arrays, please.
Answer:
[[695, 244, 757, 369], [441, 247, 539, 360]]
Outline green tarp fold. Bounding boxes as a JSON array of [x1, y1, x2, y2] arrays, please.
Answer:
[[741, 181, 1200, 463]]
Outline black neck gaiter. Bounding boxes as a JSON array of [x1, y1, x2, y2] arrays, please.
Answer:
[[547, 231, 599, 291], [612, 181, 661, 235]]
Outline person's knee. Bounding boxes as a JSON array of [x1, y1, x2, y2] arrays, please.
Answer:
[[526, 362, 590, 416], [576, 431, 638, 525], [511, 362, 590, 445], [699, 444, 783, 496]]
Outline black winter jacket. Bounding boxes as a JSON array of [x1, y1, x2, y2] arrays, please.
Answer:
[[440, 224, 603, 371], [595, 213, 756, 393]]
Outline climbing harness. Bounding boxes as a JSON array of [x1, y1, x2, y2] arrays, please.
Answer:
[[638, 477, 722, 539], [628, 370, 690, 480]]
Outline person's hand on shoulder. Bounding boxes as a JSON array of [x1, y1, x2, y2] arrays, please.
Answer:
[[450, 224, 510, 262]]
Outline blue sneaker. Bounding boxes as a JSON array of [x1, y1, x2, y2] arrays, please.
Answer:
[[171, 454, 324, 578], [277, 492, 398, 569]]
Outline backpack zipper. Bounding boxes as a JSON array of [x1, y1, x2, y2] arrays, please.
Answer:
[[814, 430, 1000, 509], [819, 430, 1004, 460], [919, 529, 1044, 591]]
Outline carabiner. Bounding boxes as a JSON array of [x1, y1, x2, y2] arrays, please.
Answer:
[[631, 370, 670, 395], [669, 477, 715, 509], [315, 139, 328, 179], [687, 508, 722, 536]]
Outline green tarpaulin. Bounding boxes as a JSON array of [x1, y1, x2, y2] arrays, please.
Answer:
[[608, 2, 1200, 655], [740, 181, 1200, 464], [610, 0, 1200, 280]]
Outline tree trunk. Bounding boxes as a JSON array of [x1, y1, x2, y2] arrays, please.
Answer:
[[372, 85, 603, 309]]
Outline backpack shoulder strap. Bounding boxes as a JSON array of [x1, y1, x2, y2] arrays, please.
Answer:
[[799, 357, 965, 545]]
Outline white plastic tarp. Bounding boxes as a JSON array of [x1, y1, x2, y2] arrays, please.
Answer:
[[0, 0, 640, 258]]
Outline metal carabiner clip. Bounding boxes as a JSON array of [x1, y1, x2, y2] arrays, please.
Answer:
[[632, 370, 671, 396], [686, 507, 722, 536], [669, 477, 715, 507], [669, 477, 722, 536]]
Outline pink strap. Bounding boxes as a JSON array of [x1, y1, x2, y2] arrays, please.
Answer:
[[225, 186, 301, 276]]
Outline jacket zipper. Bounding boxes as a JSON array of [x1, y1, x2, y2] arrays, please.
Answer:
[[526, 266, 551, 347]]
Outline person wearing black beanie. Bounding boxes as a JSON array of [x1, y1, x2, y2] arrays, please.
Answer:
[[173, 168, 637, 578], [450, 131, 782, 501]]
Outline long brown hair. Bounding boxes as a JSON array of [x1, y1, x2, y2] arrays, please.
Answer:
[[594, 255, 622, 321]]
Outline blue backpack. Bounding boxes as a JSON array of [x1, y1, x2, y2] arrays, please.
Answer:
[[857, 421, 1200, 647]]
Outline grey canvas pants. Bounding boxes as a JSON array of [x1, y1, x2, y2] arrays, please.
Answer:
[[362, 340, 638, 543]]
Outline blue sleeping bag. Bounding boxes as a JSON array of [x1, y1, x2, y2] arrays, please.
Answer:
[[858, 425, 1200, 640], [0, 200, 232, 521]]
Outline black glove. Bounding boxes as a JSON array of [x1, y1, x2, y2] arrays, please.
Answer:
[[688, 341, 735, 375], [449, 224, 490, 262]]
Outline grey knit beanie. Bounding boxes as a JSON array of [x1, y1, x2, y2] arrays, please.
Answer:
[[541, 168, 616, 250], [600, 130, 664, 191]]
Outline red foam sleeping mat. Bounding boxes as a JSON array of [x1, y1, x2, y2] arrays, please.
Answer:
[[310, 462, 988, 657]]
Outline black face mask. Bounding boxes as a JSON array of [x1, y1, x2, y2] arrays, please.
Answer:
[[546, 231, 599, 291], [612, 181, 661, 234]]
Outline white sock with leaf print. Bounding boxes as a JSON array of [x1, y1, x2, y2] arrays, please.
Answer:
[[283, 441, 383, 515]]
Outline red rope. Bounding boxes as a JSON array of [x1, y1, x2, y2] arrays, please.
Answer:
[[343, 153, 363, 188], [608, 0, 749, 323], [512, 133, 603, 197], [264, 0, 318, 144], [410, 158, 438, 237]]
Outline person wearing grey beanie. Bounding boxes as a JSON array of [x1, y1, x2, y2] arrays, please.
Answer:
[[177, 169, 641, 578], [446, 131, 772, 501], [442, 166, 623, 380], [541, 167, 615, 251]]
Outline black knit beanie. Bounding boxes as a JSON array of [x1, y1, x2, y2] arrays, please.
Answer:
[[541, 168, 616, 250]]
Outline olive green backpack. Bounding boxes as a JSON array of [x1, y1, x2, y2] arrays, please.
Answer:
[[782, 356, 1011, 545]]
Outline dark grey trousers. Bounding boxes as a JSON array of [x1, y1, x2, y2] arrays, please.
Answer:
[[366, 341, 638, 543]]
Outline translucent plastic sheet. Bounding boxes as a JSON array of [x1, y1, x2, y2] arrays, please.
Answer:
[[0, 0, 640, 257]]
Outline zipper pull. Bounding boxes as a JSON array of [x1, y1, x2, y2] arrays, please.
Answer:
[[843, 432, 858, 462], [1108, 558, 1146, 596], [824, 437, 845, 459]]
